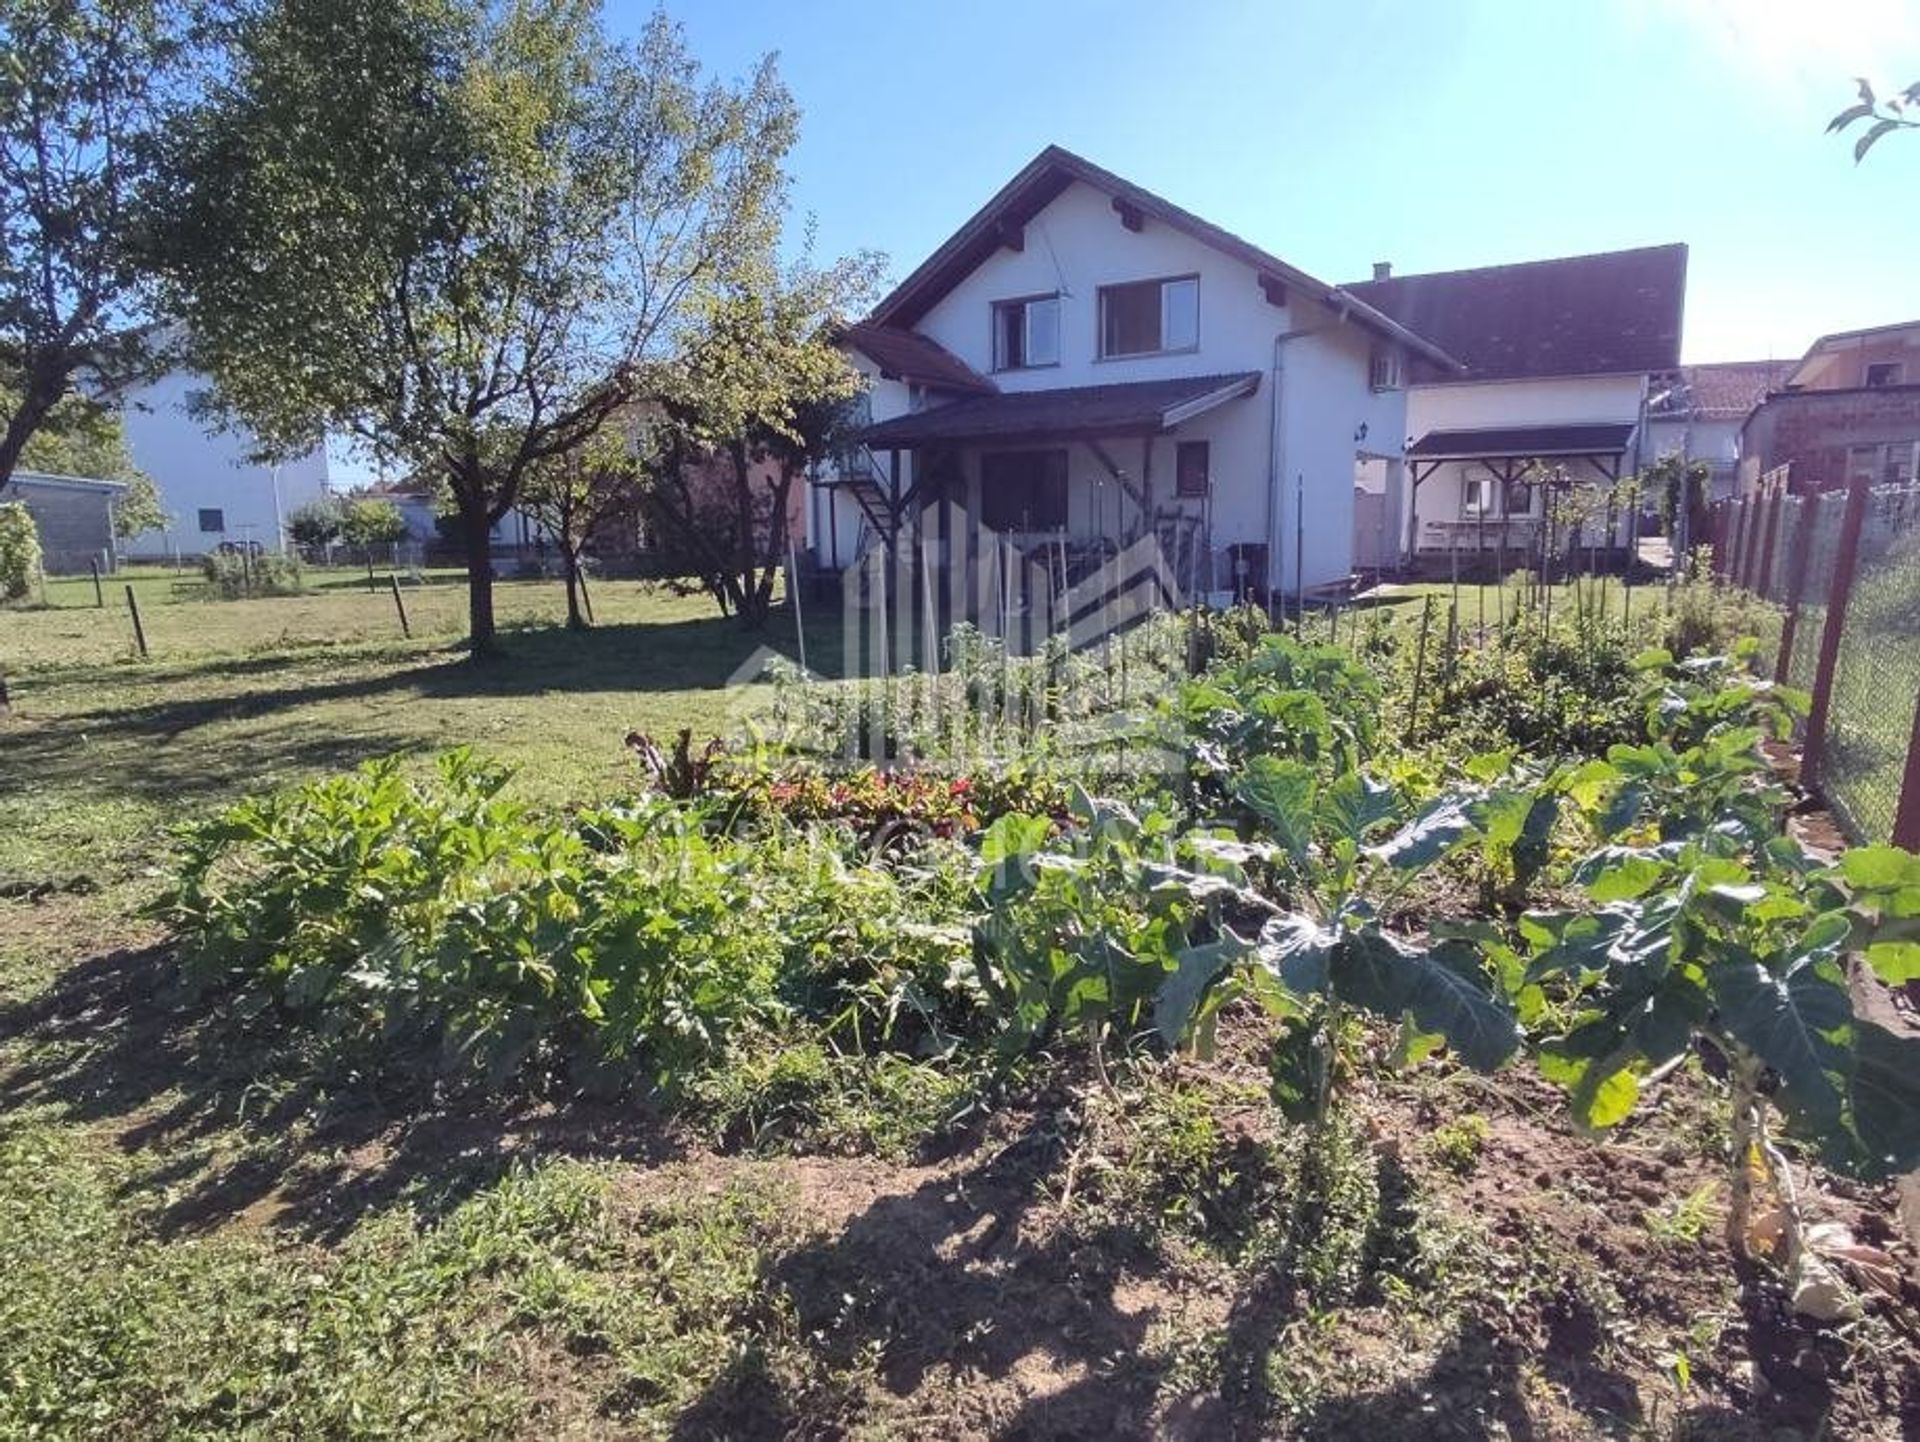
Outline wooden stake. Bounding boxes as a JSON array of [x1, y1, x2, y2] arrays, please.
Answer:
[[125, 584, 149, 658], [389, 574, 412, 638]]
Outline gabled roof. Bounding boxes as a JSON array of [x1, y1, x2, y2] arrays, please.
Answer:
[[839, 322, 996, 396], [857, 372, 1261, 448], [865, 145, 1460, 369], [1649, 360, 1793, 421], [1347, 245, 1687, 382]]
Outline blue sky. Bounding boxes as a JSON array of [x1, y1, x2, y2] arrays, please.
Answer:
[[643, 0, 1919, 365]]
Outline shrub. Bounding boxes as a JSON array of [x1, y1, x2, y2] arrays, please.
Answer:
[[1663, 553, 1780, 660], [0, 501, 42, 600], [286, 496, 345, 549], [200, 549, 303, 597]]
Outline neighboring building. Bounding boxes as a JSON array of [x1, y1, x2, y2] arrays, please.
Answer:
[[5, 470, 126, 573], [117, 366, 334, 559], [1645, 360, 1793, 501], [1739, 320, 1920, 495], [1346, 245, 1687, 569], [812, 145, 1457, 599], [809, 146, 1687, 599]]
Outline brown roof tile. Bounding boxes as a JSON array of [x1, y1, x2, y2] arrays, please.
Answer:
[[1348, 245, 1687, 382], [839, 322, 997, 396], [1650, 359, 1793, 420]]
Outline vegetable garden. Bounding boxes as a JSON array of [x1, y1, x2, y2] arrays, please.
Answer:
[[8, 579, 1920, 1437]]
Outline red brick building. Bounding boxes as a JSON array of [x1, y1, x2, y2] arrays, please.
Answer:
[[1740, 319, 1920, 495]]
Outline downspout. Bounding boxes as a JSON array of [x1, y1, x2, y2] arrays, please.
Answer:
[[1265, 326, 1319, 612]]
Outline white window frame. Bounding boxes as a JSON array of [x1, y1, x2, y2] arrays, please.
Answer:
[[1369, 346, 1403, 392], [991, 294, 1060, 372], [1097, 275, 1200, 359]]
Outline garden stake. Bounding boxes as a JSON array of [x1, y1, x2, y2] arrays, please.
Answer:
[[125, 584, 148, 658], [90, 557, 104, 607], [1408, 594, 1433, 733], [388, 575, 411, 638]]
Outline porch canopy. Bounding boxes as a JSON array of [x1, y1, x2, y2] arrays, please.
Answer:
[[855, 371, 1261, 450], [1407, 421, 1635, 487]]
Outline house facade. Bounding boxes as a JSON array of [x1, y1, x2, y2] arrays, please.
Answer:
[[813, 147, 1451, 601], [811, 148, 1687, 599], [1644, 360, 1793, 502], [1739, 320, 1920, 495], [117, 366, 335, 560], [1346, 246, 1687, 570]]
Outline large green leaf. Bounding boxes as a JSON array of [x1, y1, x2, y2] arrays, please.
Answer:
[[1334, 931, 1518, 1071], [1366, 795, 1475, 873], [1709, 956, 1851, 1127], [1319, 772, 1399, 845], [1233, 756, 1316, 862], [1846, 1020, 1920, 1176], [1154, 937, 1245, 1048], [1255, 911, 1339, 997]]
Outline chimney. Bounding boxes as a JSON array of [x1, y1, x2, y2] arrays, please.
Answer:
[[1372, 261, 1392, 282]]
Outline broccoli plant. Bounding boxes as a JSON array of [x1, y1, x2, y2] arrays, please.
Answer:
[[1516, 655, 1920, 1276]]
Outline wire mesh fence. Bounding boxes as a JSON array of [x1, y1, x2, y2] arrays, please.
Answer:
[[1710, 480, 1920, 846]]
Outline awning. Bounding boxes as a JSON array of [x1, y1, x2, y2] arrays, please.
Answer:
[[1407, 422, 1635, 461], [856, 371, 1261, 449]]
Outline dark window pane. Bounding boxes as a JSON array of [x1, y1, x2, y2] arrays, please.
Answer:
[[198, 508, 224, 533], [1102, 281, 1162, 356], [980, 450, 1068, 530], [1176, 441, 1209, 497]]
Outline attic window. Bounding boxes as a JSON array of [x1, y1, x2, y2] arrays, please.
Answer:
[[1098, 276, 1198, 358], [992, 294, 1060, 371], [1866, 362, 1905, 388], [1369, 347, 1403, 391]]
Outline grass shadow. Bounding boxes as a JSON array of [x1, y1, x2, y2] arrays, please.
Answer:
[[0, 941, 684, 1246]]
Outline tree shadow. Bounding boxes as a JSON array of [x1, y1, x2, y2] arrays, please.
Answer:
[[0, 942, 684, 1246]]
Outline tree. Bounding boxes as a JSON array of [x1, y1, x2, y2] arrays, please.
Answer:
[[339, 495, 406, 582], [0, 0, 203, 493], [112, 470, 167, 539], [0, 500, 41, 598], [637, 252, 879, 627], [1830, 79, 1920, 159], [518, 429, 642, 630], [285, 494, 344, 550], [157, 0, 796, 655]]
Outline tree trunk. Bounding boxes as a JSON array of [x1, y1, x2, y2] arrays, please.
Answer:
[[461, 500, 499, 656], [561, 544, 587, 630], [0, 365, 66, 492]]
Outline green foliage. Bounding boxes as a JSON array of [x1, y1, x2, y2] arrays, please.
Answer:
[[1430, 1112, 1490, 1174], [0, 0, 184, 486], [154, 750, 982, 1089], [1829, 77, 1920, 161], [339, 495, 407, 546], [159, 0, 802, 650], [285, 495, 345, 548], [198, 549, 303, 597], [0, 500, 42, 599], [111, 471, 168, 539], [1663, 552, 1781, 660]]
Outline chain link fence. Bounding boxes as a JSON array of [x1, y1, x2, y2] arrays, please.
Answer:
[[1710, 480, 1920, 846]]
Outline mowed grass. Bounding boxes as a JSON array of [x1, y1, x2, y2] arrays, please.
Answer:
[[1, 572, 836, 967]]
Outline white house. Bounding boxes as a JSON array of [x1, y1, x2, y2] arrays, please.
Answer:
[[811, 148, 1687, 600], [1645, 361, 1793, 503], [812, 146, 1453, 601], [1345, 246, 1688, 571], [116, 366, 336, 559]]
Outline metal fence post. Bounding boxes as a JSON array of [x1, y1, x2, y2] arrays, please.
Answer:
[[1893, 694, 1920, 851], [1741, 493, 1766, 590], [1800, 478, 1872, 793], [1773, 492, 1818, 684]]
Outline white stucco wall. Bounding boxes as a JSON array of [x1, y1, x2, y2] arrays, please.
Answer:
[[868, 180, 1406, 592], [1399, 374, 1648, 554], [118, 369, 331, 558], [1644, 415, 1744, 500]]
